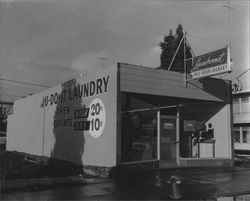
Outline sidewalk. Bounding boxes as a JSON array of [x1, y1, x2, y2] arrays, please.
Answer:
[[1, 166, 250, 200], [110, 166, 250, 200]]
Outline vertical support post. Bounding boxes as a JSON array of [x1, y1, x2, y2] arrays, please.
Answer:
[[240, 127, 243, 144], [229, 80, 234, 165], [116, 63, 122, 164], [176, 105, 180, 166], [184, 32, 187, 87], [213, 140, 216, 158], [42, 106, 45, 157], [157, 109, 160, 160], [198, 137, 200, 158]]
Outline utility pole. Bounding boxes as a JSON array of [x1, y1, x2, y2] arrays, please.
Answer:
[[222, 0, 234, 81], [223, 0, 234, 49], [184, 32, 187, 87]]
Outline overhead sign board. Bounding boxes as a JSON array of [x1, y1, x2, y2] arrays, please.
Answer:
[[190, 47, 231, 79]]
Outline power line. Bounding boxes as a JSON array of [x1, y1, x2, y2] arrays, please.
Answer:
[[185, 37, 196, 56], [0, 81, 37, 98], [233, 67, 250, 80], [222, 1, 234, 49], [187, 33, 228, 47], [0, 86, 14, 102], [0, 77, 50, 88], [0, 91, 24, 98]]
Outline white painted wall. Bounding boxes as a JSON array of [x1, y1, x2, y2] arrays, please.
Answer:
[[205, 104, 232, 158], [7, 91, 47, 156], [7, 66, 117, 167]]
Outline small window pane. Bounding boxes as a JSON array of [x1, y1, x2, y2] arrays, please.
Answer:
[[241, 103, 250, 113], [234, 131, 240, 143], [241, 95, 249, 103], [233, 98, 239, 103], [242, 127, 250, 131], [243, 130, 250, 143], [233, 103, 240, 114]]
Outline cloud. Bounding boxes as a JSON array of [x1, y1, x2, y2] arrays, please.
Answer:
[[0, 0, 248, 101], [147, 46, 161, 67], [0, 59, 81, 101], [151, 46, 161, 57], [71, 51, 109, 73], [133, 45, 161, 68]]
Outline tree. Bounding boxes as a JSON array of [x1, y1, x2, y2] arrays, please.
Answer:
[[159, 24, 193, 73], [0, 103, 13, 132]]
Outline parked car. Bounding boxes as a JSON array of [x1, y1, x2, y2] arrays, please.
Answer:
[[0, 132, 7, 146]]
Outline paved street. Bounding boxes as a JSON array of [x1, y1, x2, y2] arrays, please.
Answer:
[[1, 167, 250, 200]]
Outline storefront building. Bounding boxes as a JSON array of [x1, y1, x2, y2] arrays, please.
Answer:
[[7, 63, 233, 169], [233, 89, 250, 155]]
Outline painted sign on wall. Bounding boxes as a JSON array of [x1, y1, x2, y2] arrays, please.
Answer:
[[190, 47, 231, 79], [7, 66, 117, 167], [41, 76, 109, 138]]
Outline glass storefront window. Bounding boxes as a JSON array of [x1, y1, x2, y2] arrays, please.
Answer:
[[180, 102, 220, 158], [121, 110, 157, 162]]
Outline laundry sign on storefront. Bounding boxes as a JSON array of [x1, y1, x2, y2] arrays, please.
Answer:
[[40, 76, 110, 138], [190, 46, 231, 79]]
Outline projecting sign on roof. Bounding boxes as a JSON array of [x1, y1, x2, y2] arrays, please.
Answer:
[[190, 46, 231, 79]]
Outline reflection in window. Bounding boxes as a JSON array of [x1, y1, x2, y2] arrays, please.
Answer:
[[180, 120, 216, 158], [121, 110, 157, 162]]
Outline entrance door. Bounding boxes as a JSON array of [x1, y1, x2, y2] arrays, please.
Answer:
[[160, 116, 177, 167]]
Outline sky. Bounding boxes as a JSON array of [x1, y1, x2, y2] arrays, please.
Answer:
[[0, 0, 249, 102]]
